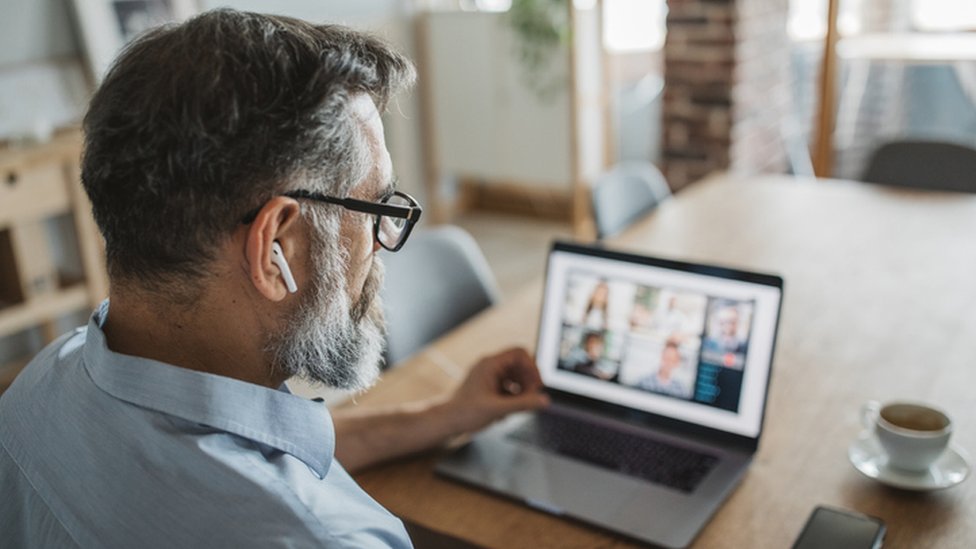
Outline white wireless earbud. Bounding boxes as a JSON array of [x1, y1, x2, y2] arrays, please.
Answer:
[[270, 241, 298, 294]]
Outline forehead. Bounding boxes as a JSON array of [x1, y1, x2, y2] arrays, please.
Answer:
[[350, 94, 383, 134], [348, 94, 391, 197]]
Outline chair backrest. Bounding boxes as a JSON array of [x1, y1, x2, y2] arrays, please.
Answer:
[[591, 162, 672, 239], [380, 225, 500, 367], [861, 140, 976, 193]]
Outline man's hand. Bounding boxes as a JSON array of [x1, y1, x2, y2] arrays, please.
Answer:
[[442, 347, 550, 434], [333, 347, 549, 472]]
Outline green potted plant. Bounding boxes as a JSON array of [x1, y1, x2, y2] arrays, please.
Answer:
[[507, 0, 570, 100]]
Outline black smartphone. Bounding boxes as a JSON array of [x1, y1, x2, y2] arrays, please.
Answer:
[[792, 506, 886, 549]]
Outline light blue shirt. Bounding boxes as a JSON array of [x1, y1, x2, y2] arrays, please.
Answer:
[[0, 302, 411, 548]]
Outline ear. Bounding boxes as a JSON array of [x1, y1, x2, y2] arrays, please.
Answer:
[[243, 196, 303, 301]]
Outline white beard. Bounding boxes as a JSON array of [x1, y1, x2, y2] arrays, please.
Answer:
[[266, 209, 386, 391]]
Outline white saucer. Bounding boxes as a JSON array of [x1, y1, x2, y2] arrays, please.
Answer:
[[849, 434, 971, 491]]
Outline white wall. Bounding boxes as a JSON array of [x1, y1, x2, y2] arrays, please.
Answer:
[[425, 11, 573, 188]]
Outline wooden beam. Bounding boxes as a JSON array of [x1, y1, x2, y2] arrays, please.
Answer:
[[597, 0, 615, 170], [812, 0, 840, 177], [413, 13, 448, 224], [568, 2, 598, 239]]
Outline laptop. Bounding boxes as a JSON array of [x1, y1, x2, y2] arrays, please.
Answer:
[[436, 241, 784, 548]]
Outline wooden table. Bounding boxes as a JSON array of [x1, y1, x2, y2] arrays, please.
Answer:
[[346, 173, 976, 548]]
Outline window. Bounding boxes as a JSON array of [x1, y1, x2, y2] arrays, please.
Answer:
[[788, 0, 863, 41], [603, 0, 667, 52], [912, 0, 976, 32], [789, 0, 976, 41]]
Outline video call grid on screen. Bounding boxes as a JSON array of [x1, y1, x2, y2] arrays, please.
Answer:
[[537, 250, 782, 439]]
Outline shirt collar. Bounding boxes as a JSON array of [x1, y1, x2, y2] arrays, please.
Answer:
[[82, 301, 334, 478]]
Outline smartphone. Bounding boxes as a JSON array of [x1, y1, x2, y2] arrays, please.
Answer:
[[792, 505, 886, 549]]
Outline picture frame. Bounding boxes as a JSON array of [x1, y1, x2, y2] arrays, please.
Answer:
[[70, 0, 199, 83]]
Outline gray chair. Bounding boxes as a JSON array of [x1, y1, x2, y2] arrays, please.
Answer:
[[380, 225, 500, 367], [591, 162, 672, 239], [861, 140, 976, 193]]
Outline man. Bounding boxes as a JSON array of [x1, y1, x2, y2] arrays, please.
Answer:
[[637, 339, 690, 398], [562, 331, 618, 381], [704, 304, 748, 356], [0, 10, 548, 548], [700, 303, 749, 411]]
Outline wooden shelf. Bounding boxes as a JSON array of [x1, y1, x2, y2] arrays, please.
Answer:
[[0, 284, 90, 337], [0, 131, 106, 390]]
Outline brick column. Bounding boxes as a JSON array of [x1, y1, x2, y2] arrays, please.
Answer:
[[663, 0, 791, 190]]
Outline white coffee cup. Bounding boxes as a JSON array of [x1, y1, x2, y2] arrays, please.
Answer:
[[862, 401, 952, 472]]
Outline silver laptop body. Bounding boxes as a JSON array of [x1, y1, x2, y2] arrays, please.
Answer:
[[437, 242, 784, 548]]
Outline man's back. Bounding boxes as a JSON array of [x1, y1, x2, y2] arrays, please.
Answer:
[[0, 306, 410, 548]]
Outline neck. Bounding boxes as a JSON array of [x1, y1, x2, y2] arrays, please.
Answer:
[[102, 282, 284, 388]]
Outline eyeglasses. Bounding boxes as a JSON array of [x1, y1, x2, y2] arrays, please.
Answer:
[[242, 189, 423, 252]]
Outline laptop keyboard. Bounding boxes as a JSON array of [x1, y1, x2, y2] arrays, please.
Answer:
[[508, 412, 720, 493]]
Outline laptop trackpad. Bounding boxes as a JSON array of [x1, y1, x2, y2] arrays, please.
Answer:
[[438, 434, 631, 524]]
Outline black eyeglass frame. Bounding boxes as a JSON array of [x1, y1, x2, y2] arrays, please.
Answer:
[[241, 189, 423, 252]]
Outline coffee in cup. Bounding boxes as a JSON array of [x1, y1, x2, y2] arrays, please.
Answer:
[[862, 401, 952, 472]]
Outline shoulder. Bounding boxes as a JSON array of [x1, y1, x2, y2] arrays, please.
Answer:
[[0, 328, 87, 456], [2, 328, 85, 399]]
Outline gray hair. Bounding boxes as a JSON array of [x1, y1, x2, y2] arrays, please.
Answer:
[[81, 9, 415, 297]]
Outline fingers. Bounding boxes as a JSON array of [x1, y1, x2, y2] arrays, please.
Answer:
[[454, 347, 550, 427], [492, 347, 544, 390], [499, 389, 550, 414], [486, 347, 549, 414]]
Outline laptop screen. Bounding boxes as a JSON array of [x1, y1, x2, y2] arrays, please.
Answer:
[[536, 243, 783, 439]]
